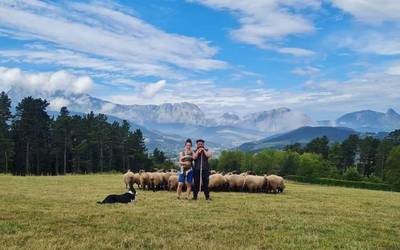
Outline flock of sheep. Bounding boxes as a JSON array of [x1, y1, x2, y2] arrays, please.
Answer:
[[123, 169, 286, 194]]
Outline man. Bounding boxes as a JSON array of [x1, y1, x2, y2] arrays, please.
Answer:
[[192, 139, 212, 200]]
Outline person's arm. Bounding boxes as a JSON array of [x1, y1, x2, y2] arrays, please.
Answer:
[[204, 149, 212, 159], [178, 152, 184, 165], [193, 148, 200, 160]]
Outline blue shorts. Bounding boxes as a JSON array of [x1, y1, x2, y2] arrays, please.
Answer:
[[178, 169, 193, 184]]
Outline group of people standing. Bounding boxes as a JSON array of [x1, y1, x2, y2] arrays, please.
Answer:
[[176, 138, 212, 201]]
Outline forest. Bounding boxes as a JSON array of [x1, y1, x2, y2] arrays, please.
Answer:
[[0, 92, 171, 176], [211, 131, 400, 189]]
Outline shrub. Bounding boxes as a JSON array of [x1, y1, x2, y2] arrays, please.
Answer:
[[343, 166, 362, 181], [297, 153, 332, 178], [364, 175, 383, 183], [286, 175, 396, 192]]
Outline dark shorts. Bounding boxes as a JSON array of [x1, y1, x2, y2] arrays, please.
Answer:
[[178, 169, 193, 184]]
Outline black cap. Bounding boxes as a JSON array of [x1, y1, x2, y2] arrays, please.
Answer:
[[196, 139, 205, 143]]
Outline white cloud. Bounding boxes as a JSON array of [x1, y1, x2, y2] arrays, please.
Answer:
[[291, 66, 321, 76], [143, 80, 167, 97], [49, 97, 70, 110], [386, 63, 400, 75], [190, 0, 320, 49], [332, 0, 400, 23], [100, 103, 116, 114], [0, 66, 93, 95], [0, 0, 226, 81], [336, 31, 400, 55], [255, 79, 264, 86], [276, 47, 316, 57]]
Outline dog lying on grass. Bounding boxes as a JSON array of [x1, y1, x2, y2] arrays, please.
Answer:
[[97, 187, 136, 204]]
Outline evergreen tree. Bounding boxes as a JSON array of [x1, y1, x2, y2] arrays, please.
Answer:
[[119, 120, 130, 171], [12, 97, 51, 175], [152, 148, 166, 164], [358, 136, 380, 177], [305, 136, 329, 159], [0, 91, 13, 173], [284, 142, 303, 154], [328, 143, 344, 172], [385, 129, 400, 146], [53, 107, 72, 174], [341, 134, 359, 170], [375, 139, 394, 178], [127, 129, 149, 171]]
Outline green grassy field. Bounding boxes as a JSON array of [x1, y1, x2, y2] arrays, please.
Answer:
[[1, 174, 400, 250]]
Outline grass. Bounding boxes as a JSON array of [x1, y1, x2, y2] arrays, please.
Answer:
[[1, 174, 400, 250]]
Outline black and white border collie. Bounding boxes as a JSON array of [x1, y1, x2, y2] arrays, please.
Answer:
[[97, 187, 136, 204]]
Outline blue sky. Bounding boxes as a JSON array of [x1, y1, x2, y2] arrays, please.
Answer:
[[0, 0, 399, 120]]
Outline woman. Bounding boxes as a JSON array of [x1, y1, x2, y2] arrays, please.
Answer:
[[177, 138, 194, 199]]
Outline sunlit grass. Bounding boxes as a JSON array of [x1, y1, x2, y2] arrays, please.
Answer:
[[1, 174, 399, 249]]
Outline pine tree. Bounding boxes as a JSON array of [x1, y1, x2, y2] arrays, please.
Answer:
[[358, 136, 380, 177], [53, 107, 72, 174], [127, 129, 149, 171], [0, 91, 13, 173], [152, 148, 166, 164], [305, 136, 329, 159], [341, 134, 359, 170], [12, 97, 51, 175]]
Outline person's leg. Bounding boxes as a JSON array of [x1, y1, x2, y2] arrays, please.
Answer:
[[202, 171, 210, 199], [192, 169, 200, 200], [185, 170, 193, 199], [177, 172, 185, 199], [177, 182, 183, 199], [186, 183, 192, 199]]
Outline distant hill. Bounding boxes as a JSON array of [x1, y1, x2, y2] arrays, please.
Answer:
[[145, 123, 264, 148], [215, 107, 314, 134], [238, 126, 357, 152], [336, 108, 400, 132]]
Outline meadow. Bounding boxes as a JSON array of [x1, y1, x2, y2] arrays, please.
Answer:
[[1, 174, 400, 250]]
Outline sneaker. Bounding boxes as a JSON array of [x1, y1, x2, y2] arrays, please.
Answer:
[[206, 197, 212, 201]]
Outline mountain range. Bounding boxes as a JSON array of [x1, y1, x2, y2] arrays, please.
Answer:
[[6, 86, 400, 154], [238, 126, 357, 152], [336, 108, 400, 132]]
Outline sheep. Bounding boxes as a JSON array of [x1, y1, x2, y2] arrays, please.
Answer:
[[149, 172, 164, 192], [161, 171, 174, 190], [265, 175, 285, 193], [276, 176, 285, 193], [133, 173, 141, 188], [139, 170, 150, 190], [244, 175, 266, 193], [123, 170, 135, 190], [208, 173, 227, 191], [226, 174, 245, 192], [210, 170, 217, 175], [168, 175, 179, 191], [240, 171, 256, 176]]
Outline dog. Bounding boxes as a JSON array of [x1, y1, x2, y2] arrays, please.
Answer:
[[97, 187, 136, 204]]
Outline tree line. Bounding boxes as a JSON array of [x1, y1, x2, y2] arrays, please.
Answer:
[[0, 92, 171, 175], [211, 131, 400, 189]]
